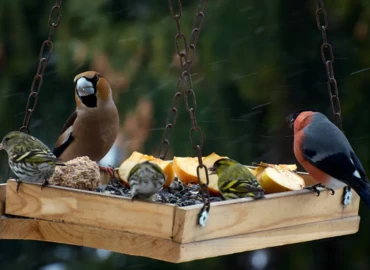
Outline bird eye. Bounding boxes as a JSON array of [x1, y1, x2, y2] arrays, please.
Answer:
[[93, 74, 99, 82], [4, 137, 9, 142]]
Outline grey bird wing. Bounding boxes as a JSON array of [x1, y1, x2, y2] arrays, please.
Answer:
[[302, 115, 367, 185]]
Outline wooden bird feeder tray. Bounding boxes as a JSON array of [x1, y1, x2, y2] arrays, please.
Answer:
[[0, 170, 360, 263]]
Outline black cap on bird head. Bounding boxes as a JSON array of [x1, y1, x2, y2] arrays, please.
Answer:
[[208, 158, 239, 175], [288, 109, 317, 129]]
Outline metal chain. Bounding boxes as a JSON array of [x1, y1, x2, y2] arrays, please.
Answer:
[[157, 81, 182, 160], [158, 1, 207, 159], [315, 0, 352, 206], [162, 0, 210, 226], [315, 0, 342, 130], [19, 0, 63, 134]]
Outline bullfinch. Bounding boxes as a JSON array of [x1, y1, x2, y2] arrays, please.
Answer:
[[290, 110, 370, 208], [53, 71, 119, 175]]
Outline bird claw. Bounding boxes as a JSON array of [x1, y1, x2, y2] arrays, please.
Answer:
[[41, 179, 49, 190], [99, 165, 115, 179], [305, 185, 321, 196], [16, 179, 22, 193], [304, 183, 335, 196]]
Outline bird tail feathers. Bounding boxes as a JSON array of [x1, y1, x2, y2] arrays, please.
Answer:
[[356, 177, 370, 210]]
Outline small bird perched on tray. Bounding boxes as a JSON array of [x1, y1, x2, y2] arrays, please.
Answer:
[[128, 161, 165, 201], [53, 71, 119, 176], [290, 110, 370, 208], [0, 131, 65, 192], [208, 158, 265, 200]]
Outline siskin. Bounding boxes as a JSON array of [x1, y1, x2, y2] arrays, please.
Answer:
[[128, 161, 165, 201], [0, 131, 65, 192], [209, 158, 264, 200]]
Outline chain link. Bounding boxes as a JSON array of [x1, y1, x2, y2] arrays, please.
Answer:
[[315, 0, 342, 130], [159, 0, 210, 226], [187, 0, 207, 66], [19, 0, 63, 134], [157, 84, 182, 159]]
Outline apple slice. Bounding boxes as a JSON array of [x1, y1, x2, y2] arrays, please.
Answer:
[[255, 164, 305, 194]]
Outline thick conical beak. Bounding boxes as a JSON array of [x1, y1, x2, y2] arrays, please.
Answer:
[[289, 118, 294, 129], [76, 77, 95, 98], [0, 143, 3, 150], [208, 166, 216, 175]]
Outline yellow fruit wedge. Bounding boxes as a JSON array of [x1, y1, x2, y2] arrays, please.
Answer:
[[173, 152, 226, 196], [257, 166, 305, 194], [173, 156, 202, 184], [199, 152, 227, 196], [254, 162, 297, 173], [247, 167, 257, 176], [118, 151, 175, 188], [276, 164, 297, 171]]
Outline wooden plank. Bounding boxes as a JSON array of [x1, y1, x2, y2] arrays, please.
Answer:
[[0, 184, 6, 215], [178, 216, 360, 262], [0, 216, 359, 263], [5, 180, 175, 240], [0, 217, 181, 262], [173, 187, 360, 243]]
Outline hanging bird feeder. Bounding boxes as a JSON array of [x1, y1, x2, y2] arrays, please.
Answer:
[[0, 176, 360, 263], [0, 0, 361, 263]]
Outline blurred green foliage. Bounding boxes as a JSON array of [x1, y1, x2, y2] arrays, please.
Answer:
[[0, 0, 370, 269]]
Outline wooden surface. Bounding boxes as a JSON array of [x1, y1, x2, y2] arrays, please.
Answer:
[[5, 180, 175, 240], [0, 184, 6, 215], [0, 216, 360, 263], [174, 187, 360, 243]]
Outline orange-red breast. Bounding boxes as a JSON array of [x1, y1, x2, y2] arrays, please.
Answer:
[[290, 110, 370, 208], [53, 71, 119, 170]]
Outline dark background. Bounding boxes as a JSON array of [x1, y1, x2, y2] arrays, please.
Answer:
[[0, 0, 369, 269]]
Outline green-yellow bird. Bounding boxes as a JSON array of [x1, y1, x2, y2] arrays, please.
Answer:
[[0, 131, 65, 192], [209, 158, 264, 200]]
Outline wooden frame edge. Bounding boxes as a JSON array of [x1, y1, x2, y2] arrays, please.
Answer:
[[0, 184, 6, 215], [0, 215, 360, 263], [177, 216, 360, 262]]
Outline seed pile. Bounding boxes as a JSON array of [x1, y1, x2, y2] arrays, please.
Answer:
[[96, 178, 223, 206]]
